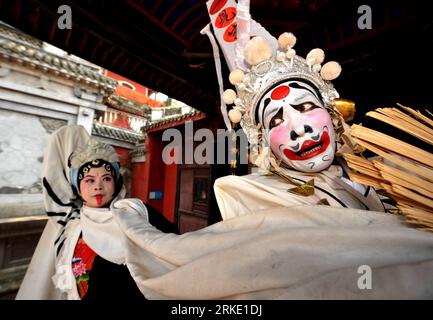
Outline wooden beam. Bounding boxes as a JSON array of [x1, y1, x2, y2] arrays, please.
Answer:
[[90, 37, 104, 60], [126, 0, 190, 47], [162, 0, 185, 23], [172, 2, 203, 31]]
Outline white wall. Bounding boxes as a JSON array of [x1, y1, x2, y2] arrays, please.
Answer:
[[0, 109, 57, 193]]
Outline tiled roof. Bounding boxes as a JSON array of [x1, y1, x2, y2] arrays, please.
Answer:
[[142, 109, 204, 131], [0, 28, 117, 94], [114, 85, 163, 108], [106, 94, 151, 118], [92, 121, 144, 144], [163, 107, 183, 116], [0, 23, 43, 48]]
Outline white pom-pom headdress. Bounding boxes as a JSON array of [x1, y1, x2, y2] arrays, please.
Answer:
[[204, 0, 343, 144]]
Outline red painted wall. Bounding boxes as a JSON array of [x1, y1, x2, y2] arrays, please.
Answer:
[[113, 146, 130, 165], [144, 135, 165, 213], [162, 157, 178, 222], [104, 70, 163, 107], [135, 134, 178, 222], [137, 136, 153, 203], [131, 161, 147, 201], [105, 70, 148, 95]]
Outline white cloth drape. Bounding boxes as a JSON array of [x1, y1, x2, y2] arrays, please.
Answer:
[[81, 205, 126, 265], [109, 174, 433, 300], [112, 199, 433, 299]]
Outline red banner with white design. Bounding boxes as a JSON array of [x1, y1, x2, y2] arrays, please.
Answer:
[[206, 0, 278, 71]]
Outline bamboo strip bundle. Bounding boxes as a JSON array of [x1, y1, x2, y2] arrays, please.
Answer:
[[381, 184, 433, 212], [345, 162, 382, 180], [381, 107, 433, 136], [352, 137, 433, 182], [392, 109, 433, 136], [344, 153, 377, 171], [349, 167, 382, 181], [351, 125, 433, 168], [347, 171, 383, 189], [394, 196, 431, 211], [366, 109, 433, 145], [372, 160, 433, 198], [380, 183, 414, 205], [383, 172, 433, 199], [344, 154, 383, 183], [366, 166, 433, 211], [397, 103, 433, 128], [398, 204, 433, 223], [404, 219, 433, 231], [379, 183, 395, 195], [401, 216, 433, 227], [392, 185, 433, 210], [383, 185, 433, 228], [344, 155, 433, 207], [344, 105, 433, 231], [399, 207, 433, 229]]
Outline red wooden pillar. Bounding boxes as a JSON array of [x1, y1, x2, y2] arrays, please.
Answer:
[[131, 137, 152, 202], [113, 146, 130, 166], [162, 157, 178, 223], [146, 134, 164, 213], [131, 161, 148, 201], [131, 133, 178, 223]]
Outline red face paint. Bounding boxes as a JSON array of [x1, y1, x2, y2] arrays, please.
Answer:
[[95, 195, 103, 206], [283, 131, 330, 161], [271, 85, 290, 100]]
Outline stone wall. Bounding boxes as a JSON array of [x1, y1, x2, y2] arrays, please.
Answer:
[[0, 109, 66, 194]]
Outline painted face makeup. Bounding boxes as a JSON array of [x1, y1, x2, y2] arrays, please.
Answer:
[[257, 79, 336, 172], [79, 166, 115, 208]]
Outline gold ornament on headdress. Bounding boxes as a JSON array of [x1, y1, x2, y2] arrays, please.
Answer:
[[333, 98, 356, 122]]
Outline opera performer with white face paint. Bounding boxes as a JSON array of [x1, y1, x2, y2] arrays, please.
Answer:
[[212, 30, 384, 214]]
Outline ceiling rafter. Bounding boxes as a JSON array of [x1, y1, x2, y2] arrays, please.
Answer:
[[161, 0, 185, 23], [180, 14, 208, 39], [126, 0, 190, 47], [151, 0, 166, 16], [172, 2, 204, 31]]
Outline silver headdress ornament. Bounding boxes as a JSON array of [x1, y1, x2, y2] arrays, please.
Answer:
[[69, 138, 122, 193], [69, 138, 119, 170], [203, 0, 344, 145]]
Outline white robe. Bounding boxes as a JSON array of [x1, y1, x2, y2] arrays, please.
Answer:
[[109, 171, 433, 299], [16, 125, 90, 300]]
